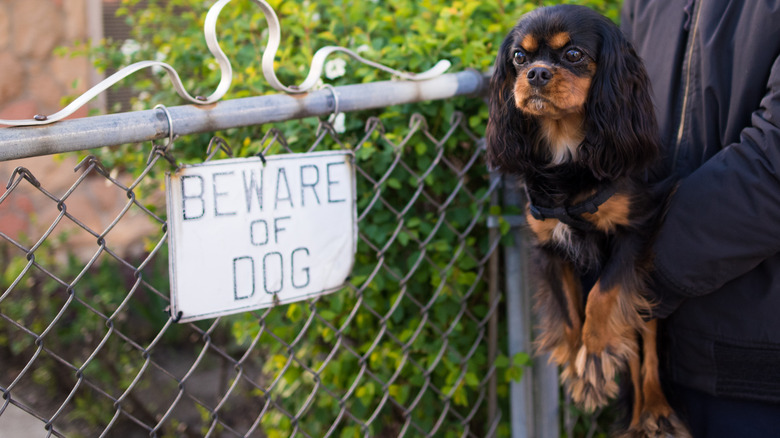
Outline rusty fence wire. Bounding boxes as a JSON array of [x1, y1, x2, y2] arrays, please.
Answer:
[[0, 106, 507, 437]]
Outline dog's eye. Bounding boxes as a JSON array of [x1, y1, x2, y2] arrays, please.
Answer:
[[564, 48, 584, 63], [513, 50, 527, 65]]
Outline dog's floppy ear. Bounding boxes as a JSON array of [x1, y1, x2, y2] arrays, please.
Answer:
[[485, 34, 538, 174], [580, 19, 659, 180]]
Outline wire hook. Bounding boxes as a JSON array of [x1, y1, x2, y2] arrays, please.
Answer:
[[155, 104, 175, 150], [146, 104, 178, 167], [320, 84, 340, 122]]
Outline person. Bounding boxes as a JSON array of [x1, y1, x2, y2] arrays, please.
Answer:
[[619, 1, 780, 436]]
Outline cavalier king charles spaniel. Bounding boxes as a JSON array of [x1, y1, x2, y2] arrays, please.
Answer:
[[486, 5, 690, 437]]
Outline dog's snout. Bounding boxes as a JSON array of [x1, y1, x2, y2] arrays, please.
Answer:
[[527, 67, 552, 87]]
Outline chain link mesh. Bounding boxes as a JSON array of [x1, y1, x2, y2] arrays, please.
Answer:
[[0, 109, 502, 437]]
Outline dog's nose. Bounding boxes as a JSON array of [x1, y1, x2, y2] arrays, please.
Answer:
[[527, 67, 552, 87]]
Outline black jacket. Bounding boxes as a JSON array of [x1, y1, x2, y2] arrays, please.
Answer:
[[621, 0, 780, 402]]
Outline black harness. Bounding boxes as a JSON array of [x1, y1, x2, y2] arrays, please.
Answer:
[[524, 184, 618, 232]]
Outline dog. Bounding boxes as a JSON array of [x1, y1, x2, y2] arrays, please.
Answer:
[[485, 5, 690, 437]]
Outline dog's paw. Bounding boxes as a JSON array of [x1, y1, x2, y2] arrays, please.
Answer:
[[616, 411, 692, 438], [565, 346, 623, 411]]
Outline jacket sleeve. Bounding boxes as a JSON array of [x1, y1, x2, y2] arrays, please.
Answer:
[[651, 52, 780, 318], [619, 0, 636, 40]]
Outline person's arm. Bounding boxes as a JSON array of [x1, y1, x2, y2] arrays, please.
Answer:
[[619, 0, 636, 41], [651, 53, 780, 318]]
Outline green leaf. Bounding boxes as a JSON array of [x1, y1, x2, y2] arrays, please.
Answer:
[[494, 354, 510, 369]]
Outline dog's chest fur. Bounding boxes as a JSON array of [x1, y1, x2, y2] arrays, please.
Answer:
[[524, 174, 634, 269], [527, 213, 604, 269]]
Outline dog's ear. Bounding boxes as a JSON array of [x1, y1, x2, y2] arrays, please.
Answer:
[[580, 19, 659, 180], [485, 34, 537, 174]]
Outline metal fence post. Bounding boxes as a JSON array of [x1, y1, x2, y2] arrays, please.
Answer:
[[488, 173, 501, 435], [534, 337, 560, 438], [502, 174, 560, 438]]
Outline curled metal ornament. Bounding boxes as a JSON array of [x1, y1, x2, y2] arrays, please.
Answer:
[[0, 0, 450, 127]]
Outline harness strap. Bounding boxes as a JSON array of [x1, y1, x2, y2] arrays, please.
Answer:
[[524, 184, 618, 231]]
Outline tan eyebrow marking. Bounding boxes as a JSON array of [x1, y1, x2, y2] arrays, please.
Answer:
[[521, 34, 539, 52], [549, 32, 571, 50]]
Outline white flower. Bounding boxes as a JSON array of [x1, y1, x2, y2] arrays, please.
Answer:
[[333, 112, 346, 133], [120, 39, 141, 59], [356, 44, 371, 54], [324, 58, 347, 79]]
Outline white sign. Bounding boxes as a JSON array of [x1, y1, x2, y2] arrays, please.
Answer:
[[166, 151, 356, 322]]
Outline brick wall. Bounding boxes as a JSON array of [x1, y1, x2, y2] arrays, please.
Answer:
[[0, 0, 92, 124], [0, 0, 158, 261]]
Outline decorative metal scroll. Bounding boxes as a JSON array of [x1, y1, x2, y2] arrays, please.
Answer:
[[0, 0, 450, 127]]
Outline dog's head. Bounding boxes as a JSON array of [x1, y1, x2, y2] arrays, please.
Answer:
[[486, 5, 659, 180]]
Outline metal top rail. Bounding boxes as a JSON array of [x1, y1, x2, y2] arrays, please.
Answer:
[[0, 70, 487, 162]]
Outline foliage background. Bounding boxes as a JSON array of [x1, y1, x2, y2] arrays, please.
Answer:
[[87, 0, 621, 170], [4, 0, 621, 436]]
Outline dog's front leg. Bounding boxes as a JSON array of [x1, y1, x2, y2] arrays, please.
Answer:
[[572, 233, 648, 412], [570, 279, 639, 411]]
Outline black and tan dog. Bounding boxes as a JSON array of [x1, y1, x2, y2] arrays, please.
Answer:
[[486, 5, 690, 437]]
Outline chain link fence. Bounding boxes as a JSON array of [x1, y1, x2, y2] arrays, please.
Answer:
[[0, 101, 508, 437]]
